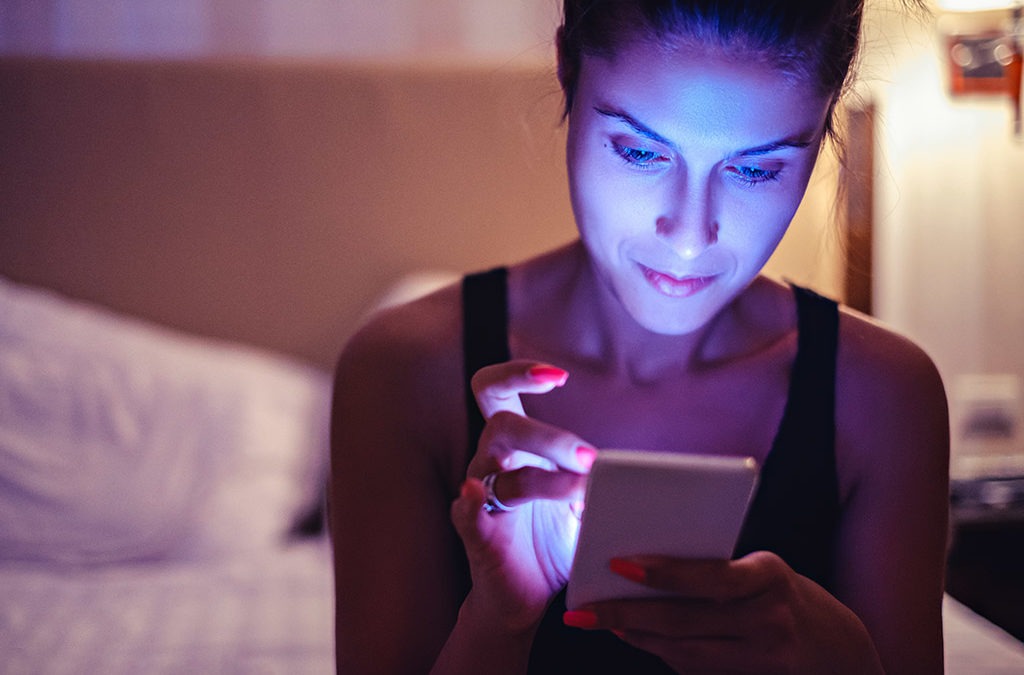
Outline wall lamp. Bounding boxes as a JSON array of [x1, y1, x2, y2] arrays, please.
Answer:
[[936, 1, 1023, 134]]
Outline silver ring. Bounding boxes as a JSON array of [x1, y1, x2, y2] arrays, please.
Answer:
[[482, 472, 516, 514]]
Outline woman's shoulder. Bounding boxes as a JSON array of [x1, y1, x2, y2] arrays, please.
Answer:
[[331, 279, 474, 488], [768, 278, 941, 394], [834, 305, 944, 399], [833, 304, 949, 487], [338, 280, 464, 385], [334, 281, 468, 448]]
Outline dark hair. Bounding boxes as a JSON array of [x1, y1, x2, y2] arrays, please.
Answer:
[[556, 0, 867, 140]]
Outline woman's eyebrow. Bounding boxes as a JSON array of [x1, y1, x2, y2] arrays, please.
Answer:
[[736, 137, 815, 157], [595, 105, 816, 158], [594, 107, 676, 149]]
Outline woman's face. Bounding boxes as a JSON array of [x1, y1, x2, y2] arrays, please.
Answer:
[[566, 39, 832, 335]]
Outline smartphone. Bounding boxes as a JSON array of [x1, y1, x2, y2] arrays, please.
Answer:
[[566, 449, 759, 610]]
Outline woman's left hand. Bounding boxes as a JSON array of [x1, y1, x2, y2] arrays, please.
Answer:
[[564, 551, 883, 674]]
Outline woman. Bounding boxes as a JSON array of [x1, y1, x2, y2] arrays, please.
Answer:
[[330, 1, 949, 673]]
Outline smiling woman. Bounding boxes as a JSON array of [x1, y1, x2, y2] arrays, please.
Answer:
[[329, 2, 949, 674]]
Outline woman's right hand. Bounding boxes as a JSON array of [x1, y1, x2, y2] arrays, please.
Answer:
[[450, 360, 596, 633]]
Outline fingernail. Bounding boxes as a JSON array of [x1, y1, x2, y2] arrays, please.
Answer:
[[576, 445, 597, 470], [563, 609, 599, 629], [528, 365, 569, 386], [610, 558, 647, 584]]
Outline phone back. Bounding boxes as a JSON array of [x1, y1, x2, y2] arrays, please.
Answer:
[[566, 450, 759, 610]]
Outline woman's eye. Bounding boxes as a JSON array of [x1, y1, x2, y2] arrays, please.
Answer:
[[613, 143, 666, 169], [729, 164, 781, 186]]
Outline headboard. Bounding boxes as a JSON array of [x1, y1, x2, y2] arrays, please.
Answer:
[[0, 57, 576, 370]]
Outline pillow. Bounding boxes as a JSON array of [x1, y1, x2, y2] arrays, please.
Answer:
[[182, 338, 331, 560], [0, 276, 331, 565]]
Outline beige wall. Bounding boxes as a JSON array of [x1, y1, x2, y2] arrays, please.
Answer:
[[0, 58, 576, 369]]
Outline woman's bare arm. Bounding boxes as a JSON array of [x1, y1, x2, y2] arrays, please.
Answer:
[[330, 288, 470, 675], [833, 311, 950, 674]]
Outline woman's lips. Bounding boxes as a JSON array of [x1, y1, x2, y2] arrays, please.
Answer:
[[640, 264, 716, 298]]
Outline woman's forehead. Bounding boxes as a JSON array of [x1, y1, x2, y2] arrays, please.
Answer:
[[575, 43, 830, 148]]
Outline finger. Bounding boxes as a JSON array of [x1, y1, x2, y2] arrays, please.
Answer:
[[617, 632, 751, 674], [581, 596, 753, 639], [564, 605, 749, 668], [450, 478, 494, 547], [471, 360, 569, 419], [612, 616, 783, 674], [487, 466, 588, 509], [608, 551, 788, 602], [476, 410, 596, 474]]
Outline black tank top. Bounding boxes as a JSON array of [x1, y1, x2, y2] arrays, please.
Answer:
[[461, 267, 841, 673]]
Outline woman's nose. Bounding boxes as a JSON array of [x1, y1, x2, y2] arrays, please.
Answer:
[[654, 179, 719, 259]]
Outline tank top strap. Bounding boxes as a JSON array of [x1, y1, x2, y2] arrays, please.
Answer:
[[462, 267, 511, 449], [733, 283, 841, 588], [789, 284, 840, 431]]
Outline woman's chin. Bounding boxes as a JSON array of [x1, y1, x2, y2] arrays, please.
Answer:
[[620, 295, 716, 336]]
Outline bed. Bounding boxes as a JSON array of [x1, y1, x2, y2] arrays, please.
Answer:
[[1, 541, 333, 674], [0, 274, 335, 674], [2, 56, 1024, 674]]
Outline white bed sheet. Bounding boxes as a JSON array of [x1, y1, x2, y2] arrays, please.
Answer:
[[944, 594, 1024, 674], [0, 538, 334, 675], [3, 539, 1024, 674]]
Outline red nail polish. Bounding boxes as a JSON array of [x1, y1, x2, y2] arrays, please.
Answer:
[[528, 365, 569, 386], [576, 446, 597, 470], [563, 609, 599, 629], [610, 558, 647, 584]]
